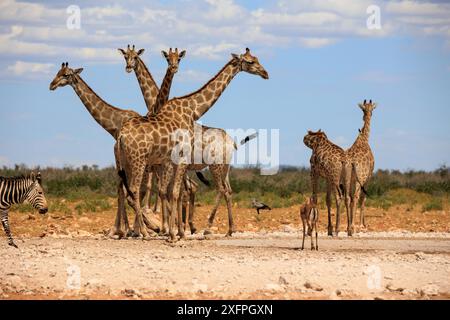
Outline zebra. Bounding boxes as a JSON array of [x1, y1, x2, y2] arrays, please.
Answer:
[[0, 172, 48, 248]]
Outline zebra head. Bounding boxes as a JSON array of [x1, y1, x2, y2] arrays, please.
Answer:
[[26, 172, 48, 214], [49, 62, 84, 90]]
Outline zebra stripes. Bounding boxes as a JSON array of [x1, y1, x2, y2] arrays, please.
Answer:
[[0, 172, 48, 248]]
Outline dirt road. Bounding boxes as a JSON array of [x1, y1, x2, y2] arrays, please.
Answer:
[[1, 231, 449, 300]]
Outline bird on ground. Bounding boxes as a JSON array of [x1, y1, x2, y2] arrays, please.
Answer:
[[251, 198, 271, 215]]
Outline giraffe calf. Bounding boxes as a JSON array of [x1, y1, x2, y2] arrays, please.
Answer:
[[300, 197, 319, 250]]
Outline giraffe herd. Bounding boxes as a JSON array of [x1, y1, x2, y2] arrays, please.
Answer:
[[45, 45, 376, 250]]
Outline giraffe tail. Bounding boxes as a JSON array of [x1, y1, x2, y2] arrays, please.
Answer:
[[195, 171, 211, 186], [352, 163, 368, 196], [116, 135, 134, 199]]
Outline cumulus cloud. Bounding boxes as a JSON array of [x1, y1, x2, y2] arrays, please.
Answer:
[[299, 37, 336, 48], [0, 0, 449, 81], [6, 60, 54, 77]]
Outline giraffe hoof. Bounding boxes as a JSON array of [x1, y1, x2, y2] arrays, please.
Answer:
[[9, 242, 18, 249], [225, 231, 233, 237], [203, 229, 213, 236], [190, 227, 197, 235], [108, 228, 124, 239]]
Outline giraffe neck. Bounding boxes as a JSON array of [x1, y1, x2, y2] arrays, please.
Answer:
[[71, 75, 135, 138], [353, 112, 372, 147], [134, 57, 159, 113], [360, 113, 371, 140], [174, 59, 241, 120], [149, 68, 175, 116]]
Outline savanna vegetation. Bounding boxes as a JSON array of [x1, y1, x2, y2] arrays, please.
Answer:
[[1, 164, 449, 214]]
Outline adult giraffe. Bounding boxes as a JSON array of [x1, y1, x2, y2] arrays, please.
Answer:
[[303, 130, 352, 236], [49, 62, 161, 237], [117, 48, 269, 241], [346, 100, 376, 233], [119, 45, 262, 237]]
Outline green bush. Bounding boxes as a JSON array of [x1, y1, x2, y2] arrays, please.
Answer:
[[422, 198, 443, 212]]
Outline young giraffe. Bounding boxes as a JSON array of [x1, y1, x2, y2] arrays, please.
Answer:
[[303, 130, 352, 236], [117, 48, 269, 241], [49, 62, 160, 237], [120, 45, 255, 237], [299, 196, 319, 250], [346, 100, 376, 233]]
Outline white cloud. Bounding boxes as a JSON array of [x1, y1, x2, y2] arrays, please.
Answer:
[[203, 0, 245, 21], [0, 0, 449, 82], [191, 42, 239, 59], [6, 60, 54, 77], [385, 1, 450, 16], [176, 69, 211, 83], [299, 37, 336, 48]]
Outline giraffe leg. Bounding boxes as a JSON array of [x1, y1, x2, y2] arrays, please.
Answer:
[[204, 166, 227, 236], [158, 167, 171, 236], [349, 186, 360, 236], [301, 216, 306, 250], [359, 191, 368, 230], [1, 210, 17, 248], [108, 181, 127, 239], [310, 218, 314, 251], [168, 165, 186, 241], [224, 171, 234, 237], [315, 216, 319, 251], [129, 165, 150, 239], [334, 191, 341, 236], [188, 188, 197, 234], [326, 184, 333, 236], [204, 189, 223, 235], [141, 168, 153, 212]]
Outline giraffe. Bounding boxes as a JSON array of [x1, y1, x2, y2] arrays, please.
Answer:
[[116, 48, 269, 241], [346, 100, 376, 233], [48, 62, 160, 237], [118, 44, 159, 114], [119, 46, 201, 235], [153, 48, 186, 115], [120, 45, 258, 237], [118, 44, 162, 215], [303, 130, 352, 236]]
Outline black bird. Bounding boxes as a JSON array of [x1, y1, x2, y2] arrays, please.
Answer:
[[251, 198, 271, 215]]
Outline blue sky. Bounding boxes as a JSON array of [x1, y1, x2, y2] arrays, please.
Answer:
[[0, 0, 449, 171]]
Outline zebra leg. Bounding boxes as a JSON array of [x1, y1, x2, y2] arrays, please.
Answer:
[[1, 210, 17, 248]]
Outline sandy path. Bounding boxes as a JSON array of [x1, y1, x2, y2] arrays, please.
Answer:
[[1, 231, 449, 300]]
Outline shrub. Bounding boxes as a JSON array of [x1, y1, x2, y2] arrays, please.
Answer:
[[422, 198, 443, 212]]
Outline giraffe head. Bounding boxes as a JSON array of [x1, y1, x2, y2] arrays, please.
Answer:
[[49, 62, 83, 90], [303, 130, 328, 150], [118, 44, 145, 73], [162, 48, 186, 74], [358, 99, 377, 115], [231, 48, 269, 79]]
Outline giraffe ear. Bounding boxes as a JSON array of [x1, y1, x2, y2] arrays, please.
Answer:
[[137, 48, 145, 56], [179, 50, 186, 59], [372, 102, 377, 110], [73, 68, 83, 74], [161, 50, 169, 59], [118, 48, 126, 55], [358, 102, 364, 110]]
